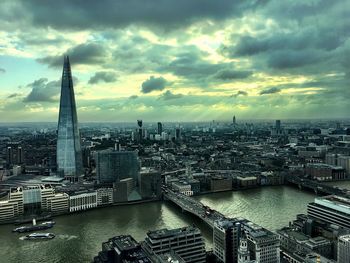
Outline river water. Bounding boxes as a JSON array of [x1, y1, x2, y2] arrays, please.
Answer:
[[2, 184, 348, 263]]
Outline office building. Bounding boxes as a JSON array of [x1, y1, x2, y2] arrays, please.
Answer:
[[138, 168, 162, 199], [305, 163, 346, 181], [276, 120, 281, 131], [137, 119, 143, 141], [56, 56, 83, 181], [175, 127, 181, 141], [213, 219, 241, 263], [97, 188, 113, 206], [243, 222, 280, 263], [47, 193, 69, 214], [157, 122, 163, 135], [143, 226, 206, 263], [93, 235, 152, 263], [69, 191, 97, 212], [8, 187, 24, 215], [6, 142, 24, 167], [95, 150, 139, 184], [113, 178, 135, 202], [0, 201, 19, 223], [307, 195, 350, 229], [40, 185, 55, 211], [337, 235, 350, 263], [211, 176, 232, 192]]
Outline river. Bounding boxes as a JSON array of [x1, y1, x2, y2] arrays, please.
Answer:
[[1, 184, 344, 263]]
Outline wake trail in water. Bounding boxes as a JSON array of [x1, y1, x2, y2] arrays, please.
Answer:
[[56, 234, 78, 241]]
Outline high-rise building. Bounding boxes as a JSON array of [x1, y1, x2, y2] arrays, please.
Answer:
[[138, 168, 162, 199], [143, 226, 206, 263], [137, 119, 143, 141], [338, 235, 350, 263], [175, 126, 181, 141], [233, 116, 236, 125], [213, 219, 241, 263], [157, 122, 163, 135], [6, 142, 24, 168], [56, 56, 83, 181], [307, 195, 350, 229], [275, 120, 281, 131], [95, 150, 140, 184]]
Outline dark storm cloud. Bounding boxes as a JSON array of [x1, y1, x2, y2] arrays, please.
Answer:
[[16, 0, 266, 30], [259, 87, 281, 95], [23, 78, 60, 102], [213, 69, 252, 80], [141, 76, 167, 93], [159, 49, 252, 86], [0, 68, 5, 73], [158, 90, 184, 100], [262, 0, 340, 22], [219, 0, 350, 78], [267, 50, 325, 69], [88, 71, 117, 84], [232, 29, 347, 57], [231, 90, 248, 98], [37, 42, 106, 68]]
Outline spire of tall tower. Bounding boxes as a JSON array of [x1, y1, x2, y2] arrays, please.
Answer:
[[56, 55, 83, 181]]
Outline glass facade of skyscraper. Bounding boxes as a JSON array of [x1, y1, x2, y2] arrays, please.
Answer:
[[56, 56, 83, 179]]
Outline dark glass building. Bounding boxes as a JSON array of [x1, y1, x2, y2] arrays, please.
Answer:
[[95, 150, 139, 184], [56, 56, 83, 180], [157, 122, 162, 135]]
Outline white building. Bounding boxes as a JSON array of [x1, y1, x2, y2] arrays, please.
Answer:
[[47, 193, 69, 214], [0, 201, 19, 223], [69, 191, 97, 212], [338, 235, 350, 263], [171, 182, 192, 196]]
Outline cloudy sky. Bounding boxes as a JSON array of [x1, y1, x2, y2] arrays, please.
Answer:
[[0, 0, 349, 122]]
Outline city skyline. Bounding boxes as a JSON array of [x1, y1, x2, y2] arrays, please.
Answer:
[[0, 0, 349, 122]]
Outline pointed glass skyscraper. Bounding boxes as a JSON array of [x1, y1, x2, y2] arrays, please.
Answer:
[[56, 56, 83, 180]]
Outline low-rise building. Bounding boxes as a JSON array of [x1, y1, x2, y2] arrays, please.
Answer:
[[210, 176, 232, 192], [0, 200, 19, 222], [69, 191, 97, 212], [236, 176, 257, 188], [47, 193, 69, 214], [97, 188, 113, 206]]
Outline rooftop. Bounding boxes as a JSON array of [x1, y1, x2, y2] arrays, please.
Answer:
[[112, 235, 139, 251], [314, 195, 350, 215], [147, 226, 200, 240], [339, 234, 350, 242]]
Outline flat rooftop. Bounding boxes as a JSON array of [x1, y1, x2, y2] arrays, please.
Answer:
[[314, 195, 350, 215], [278, 228, 309, 241], [112, 235, 139, 251], [147, 226, 200, 240]]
